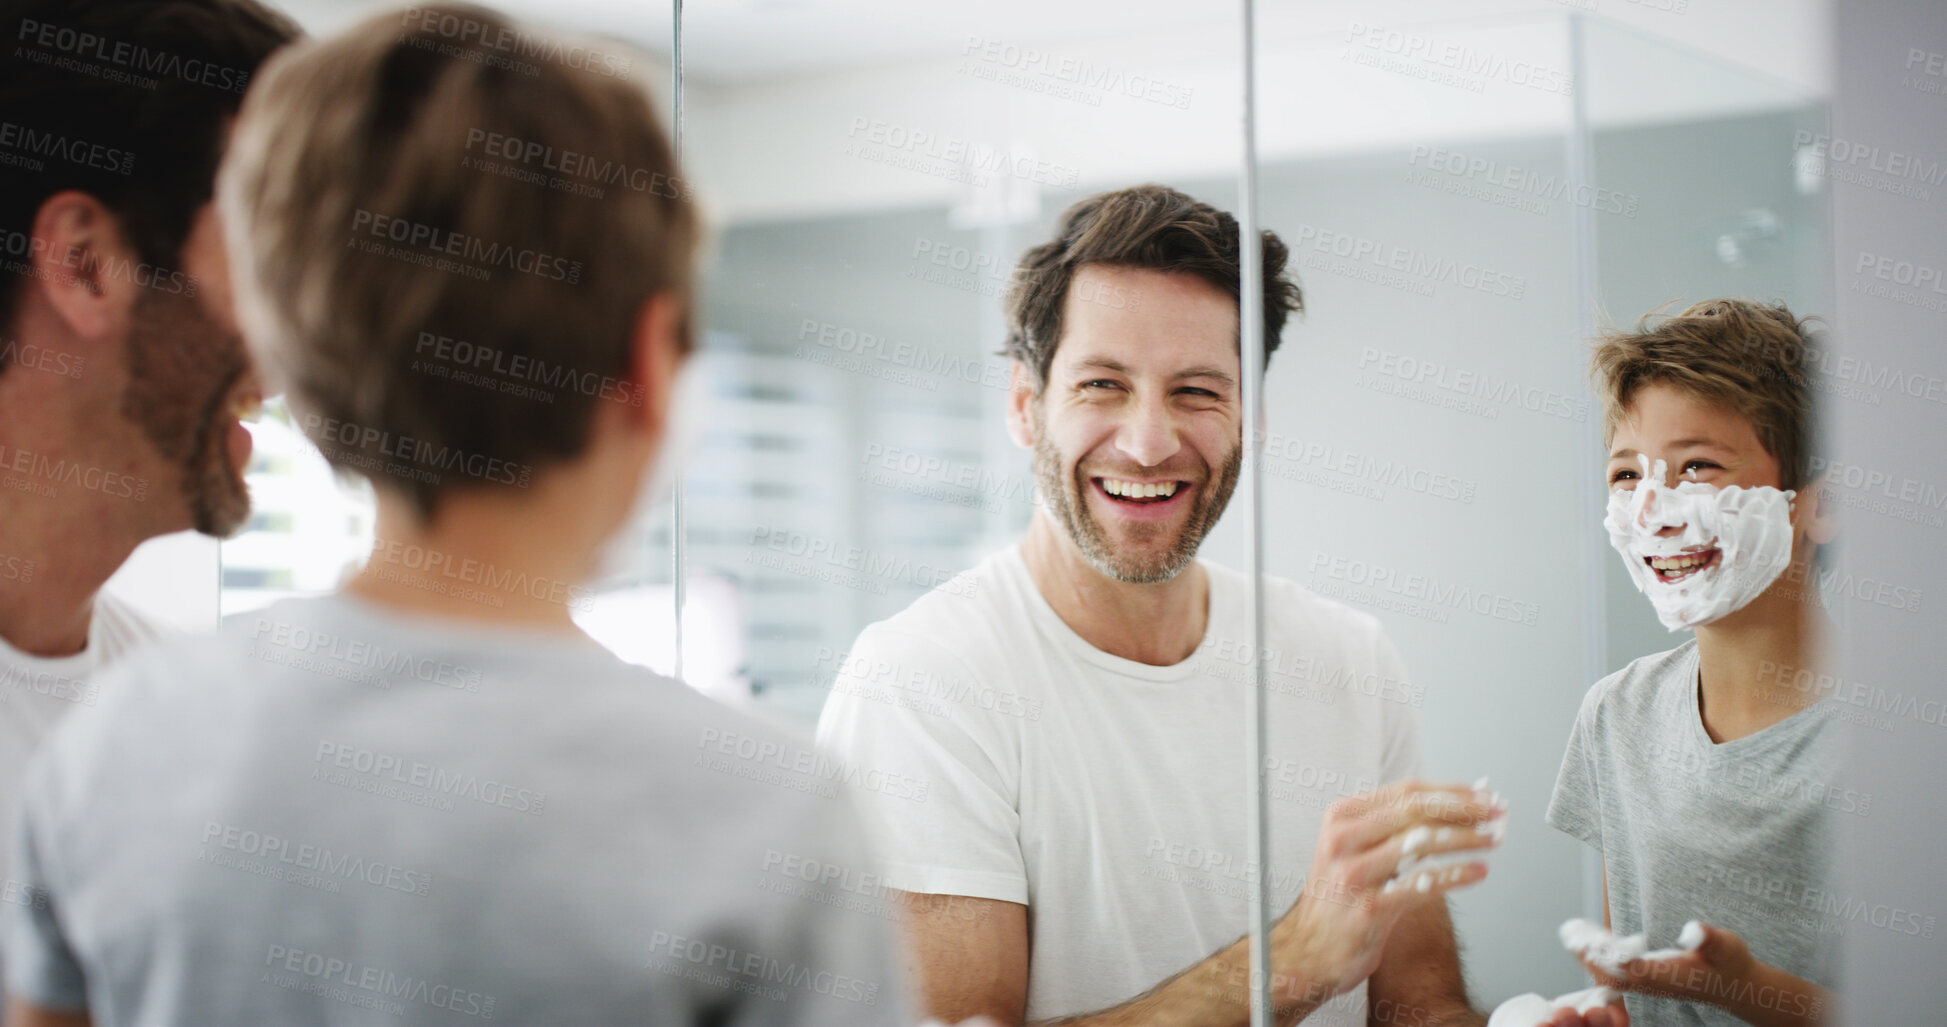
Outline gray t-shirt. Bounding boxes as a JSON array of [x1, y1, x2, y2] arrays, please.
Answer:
[[6, 594, 910, 1026], [1548, 640, 1842, 1027]]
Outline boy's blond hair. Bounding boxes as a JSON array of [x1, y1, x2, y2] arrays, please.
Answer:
[[1592, 299, 1820, 488]]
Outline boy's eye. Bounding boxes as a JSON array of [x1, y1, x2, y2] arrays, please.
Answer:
[[1609, 468, 1639, 485], [1681, 459, 1721, 476]]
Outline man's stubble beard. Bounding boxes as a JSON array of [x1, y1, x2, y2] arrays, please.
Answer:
[[1029, 403, 1241, 584], [119, 288, 251, 537]]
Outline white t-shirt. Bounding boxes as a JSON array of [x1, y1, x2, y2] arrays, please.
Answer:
[[815, 545, 1423, 1023], [0, 592, 159, 888], [7, 594, 910, 1026]]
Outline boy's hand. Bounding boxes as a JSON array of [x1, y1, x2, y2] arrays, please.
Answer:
[[1574, 922, 1753, 1005]]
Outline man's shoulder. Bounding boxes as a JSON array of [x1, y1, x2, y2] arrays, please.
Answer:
[[850, 549, 1024, 662], [1204, 560, 1390, 644], [91, 589, 168, 655]]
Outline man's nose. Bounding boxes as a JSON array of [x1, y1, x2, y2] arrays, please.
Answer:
[[1114, 394, 1182, 469]]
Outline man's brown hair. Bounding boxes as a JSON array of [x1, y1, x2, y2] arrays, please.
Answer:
[[219, 2, 697, 520], [1003, 184, 1302, 389], [0, 0, 299, 372], [1591, 298, 1821, 488]]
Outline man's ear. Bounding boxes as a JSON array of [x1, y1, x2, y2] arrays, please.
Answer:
[[29, 191, 137, 343], [1005, 361, 1038, 450], [1796, 479, 1839, 546]]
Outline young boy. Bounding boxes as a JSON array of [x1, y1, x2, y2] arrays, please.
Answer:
[[3, 6, 906, 1026], [1548, 299, 1841, 1027]]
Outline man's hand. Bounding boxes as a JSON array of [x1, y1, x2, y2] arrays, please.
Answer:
[[1272, 779, 1504, 1008]]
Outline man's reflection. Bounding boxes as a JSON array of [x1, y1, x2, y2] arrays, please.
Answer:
[[819, 185, 1514, 1027]]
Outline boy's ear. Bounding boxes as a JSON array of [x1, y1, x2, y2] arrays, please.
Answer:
[[1004, 361, 1037, 450], [621, 290, 685, 437], [1796, 480, 1839, 546]]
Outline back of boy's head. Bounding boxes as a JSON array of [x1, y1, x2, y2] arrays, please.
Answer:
[[219, 2, 697, 521], [1591, 298, 1820, 490]]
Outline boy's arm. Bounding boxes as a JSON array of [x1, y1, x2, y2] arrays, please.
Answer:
[[5, 1000, 92, 1027]]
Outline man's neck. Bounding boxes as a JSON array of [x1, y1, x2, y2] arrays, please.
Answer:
[[1017, 511, 1209, 666], [0, 386, 146, 657], [1692, 579, 1827, 744]]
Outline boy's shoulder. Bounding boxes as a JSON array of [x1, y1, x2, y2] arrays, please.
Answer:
[[1580, 638, 1698, 728]]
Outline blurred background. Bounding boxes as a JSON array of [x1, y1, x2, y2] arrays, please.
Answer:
[[106, 0, 1894, 1010]]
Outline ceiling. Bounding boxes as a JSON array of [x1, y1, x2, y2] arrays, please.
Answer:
[[278, 0, 1828, 94]]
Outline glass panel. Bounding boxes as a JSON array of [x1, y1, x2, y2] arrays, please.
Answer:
[[1253, 11, 1583, 1006], [674, 9, 1245, 716], [1582, 18, 1829, 669]]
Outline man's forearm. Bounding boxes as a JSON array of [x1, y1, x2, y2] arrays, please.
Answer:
[[1034, 927, 1332, 1027]]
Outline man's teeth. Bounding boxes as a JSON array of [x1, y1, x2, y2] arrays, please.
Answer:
[[1649, 553, 1711, 571], [1102, 478, 1178, 499]]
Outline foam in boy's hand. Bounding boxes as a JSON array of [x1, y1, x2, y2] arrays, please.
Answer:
[[1487, 984, 1623, 1026], [1560, 917, 1705, 974]]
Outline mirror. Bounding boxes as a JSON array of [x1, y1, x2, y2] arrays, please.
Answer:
[[199, 0, 1835, 1020]]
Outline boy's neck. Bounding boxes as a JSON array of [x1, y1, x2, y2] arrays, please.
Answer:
[[345, 489, 602, 636], [1691, 585, 1827, 744]]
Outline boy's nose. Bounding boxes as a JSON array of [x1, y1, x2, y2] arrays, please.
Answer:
[[1635, 484, 1687, 536]]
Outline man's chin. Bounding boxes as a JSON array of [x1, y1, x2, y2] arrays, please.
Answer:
[[188, 459, 252, 538], [1083, 534, 1199, 584]]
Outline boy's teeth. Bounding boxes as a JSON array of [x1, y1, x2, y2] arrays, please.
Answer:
[[1650, 553, 1707, 570]]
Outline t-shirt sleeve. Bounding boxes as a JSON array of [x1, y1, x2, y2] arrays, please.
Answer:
[[1546, 679, 1607, 849], [1374, 633, 1423, 784], [4, 755, 87, 1011], [814, 625, 1025, 905], [732, 797, 914, 1027]]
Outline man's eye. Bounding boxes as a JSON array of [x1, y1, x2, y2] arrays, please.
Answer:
[[1178, 387, 1218, 399], [1081, 379, 1119, 390]]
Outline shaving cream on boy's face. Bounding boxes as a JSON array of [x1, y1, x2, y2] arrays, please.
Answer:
[[1604, 455, 1796, 631]]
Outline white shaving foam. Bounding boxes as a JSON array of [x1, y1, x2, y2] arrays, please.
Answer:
[[1560, 917, 1704, 974], [1604, 456, 1795, 631], [1387, 777, 1506, 891], [1487, 985, 1623, 1027]]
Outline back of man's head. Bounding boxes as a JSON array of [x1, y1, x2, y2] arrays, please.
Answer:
[[0, 0, 300, 364], [219, 2, 698, 522]]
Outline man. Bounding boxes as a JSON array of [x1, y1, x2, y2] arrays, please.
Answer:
[[818, 186, 1541, 1027], [5, 6, 906, 1025], [0, 0, 297, 893]]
